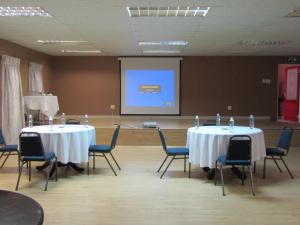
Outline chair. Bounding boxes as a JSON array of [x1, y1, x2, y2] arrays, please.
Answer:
[[16, 132, 57, 191], [215, 135, 255, 196], [0, 128, 19, 168], [157, 128, 190, 179], [88, 125, 121, 176], [263, 127, 294, 179], [66, 119, 80, 124]]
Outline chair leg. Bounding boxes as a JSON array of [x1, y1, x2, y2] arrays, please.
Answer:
[[249, 166, 255, 196], [189, 162, 191, 178], [110, 152, 121, 170], [214, 160, 217, 186], [280, 156, 294, 179], [160, 156, 175, 179], [272, 156, 282, 172], [242, 166, 245, 185], [55, 157, 58, 182], [263, 157, 266, 179], [103, 153, 117, 176], [184, 155, 186, 173], [220, 165, 225, 196], [93, 152, 95, 170], [0, 152, 4, 161], [16, 162, 24, 191], [29, 161, 31, 181], [45, 160, 53, 191], [157, 155, 168, 173], [0, 152, 10, 168]]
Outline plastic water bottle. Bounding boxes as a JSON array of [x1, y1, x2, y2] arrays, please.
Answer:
[[249, 115, 255, 129], [216, 113, 221, 127], [49, 116, 54, 131], [229, 117, 234, 130], [84, 114, 89, 127], [61, 113, 66, 127], [28, 114, 33, 128], [194, 115, 200, 129]]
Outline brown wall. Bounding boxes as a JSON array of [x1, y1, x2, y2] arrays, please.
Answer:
[[0, 39, 52, 125], [52, 56, 287, 119], [181, 57, 286, 119], [52, 57, 119, 115]]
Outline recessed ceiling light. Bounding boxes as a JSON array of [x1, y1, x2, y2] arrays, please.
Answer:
[[37, 40, 88, 45], [138, 41, 188, 46], [237, 40, 292, 46], [143, 50, 181, 54], [0, 6, 52, 17], [126, 6, 210, 17], [61, 50, 102, 53]]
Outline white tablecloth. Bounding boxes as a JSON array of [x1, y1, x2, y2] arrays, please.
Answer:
[[186, 126, 266, 168], [24, 96, 59, 117], [21, 125, 96, 163]]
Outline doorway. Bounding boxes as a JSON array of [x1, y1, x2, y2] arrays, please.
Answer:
[[278, 64, 300, 122]]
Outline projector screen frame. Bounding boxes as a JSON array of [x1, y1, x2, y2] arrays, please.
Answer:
[[119, 57, 182, 116]]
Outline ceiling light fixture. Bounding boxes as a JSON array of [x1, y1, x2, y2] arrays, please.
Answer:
[[138, 41, 188, 46], [61, 50, 102, 53], [37, 40, 88, 44], [0, 6, 52, 17], [126, 6, 210, 17], [143, 50, 181, 54]]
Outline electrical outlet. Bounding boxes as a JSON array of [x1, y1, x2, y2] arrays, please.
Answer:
[[227, 105, 232, 111]]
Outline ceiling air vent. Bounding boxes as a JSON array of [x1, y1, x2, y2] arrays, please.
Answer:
[[126, 6, 210, 17]]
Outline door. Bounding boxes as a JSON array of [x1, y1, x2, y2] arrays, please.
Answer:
[[283, 66, 300, 121]]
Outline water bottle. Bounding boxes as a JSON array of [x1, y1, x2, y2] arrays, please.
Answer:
[[216, 113, 221, 127], [229, 117, 234, 130], [84, 114, 89, 127], [28, 114, 33, 128], [61, 113, 66, 127], [49, 116, 54, 131], [194, 115, 200, 129], [249, 115, 255, 129]]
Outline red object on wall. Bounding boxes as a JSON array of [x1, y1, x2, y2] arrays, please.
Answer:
[[283, 66, 300, 121]]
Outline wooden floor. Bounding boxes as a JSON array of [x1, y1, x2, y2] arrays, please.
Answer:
[[1, 146, 300, 225]]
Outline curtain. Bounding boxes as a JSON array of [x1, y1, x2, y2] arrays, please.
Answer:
[[29, 62, 43, 95], [1, 55, 25, 144]]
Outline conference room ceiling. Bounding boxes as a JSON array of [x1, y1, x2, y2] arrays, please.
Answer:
[[0, 0, 300, 56]]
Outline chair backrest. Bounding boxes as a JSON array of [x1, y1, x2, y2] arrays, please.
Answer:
[[226, 135, 252, 162], [19, 132, 45, 157], [157, 128, 167, 151], [0, 128, 6, 145], [110, 125, 120, 149], [277, 127, 293, 153], [66, 119, 80, 124]]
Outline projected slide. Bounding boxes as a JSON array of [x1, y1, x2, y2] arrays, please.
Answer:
[[125, 70, 175, 107], [120, 57, 180, 115]]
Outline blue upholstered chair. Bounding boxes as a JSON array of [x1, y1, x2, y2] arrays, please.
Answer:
[[16, 132, 57, 191], [88, 125, 121, 176], [0, 128, 19, 168], [215, 135, 255, 196], [263, 127, 294, 179], [157, 128, 190, 179]]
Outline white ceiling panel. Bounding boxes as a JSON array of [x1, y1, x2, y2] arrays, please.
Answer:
[[0, 0, 299, 56]]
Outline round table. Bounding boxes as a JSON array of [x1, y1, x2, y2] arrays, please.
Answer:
[[21, 125, 96, 164], [0, 190, 44, 225], [186, 126, 266, 168]]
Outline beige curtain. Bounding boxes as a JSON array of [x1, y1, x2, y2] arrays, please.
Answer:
[[1, 55, 25, 144], [29, 62, 43, 95]]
